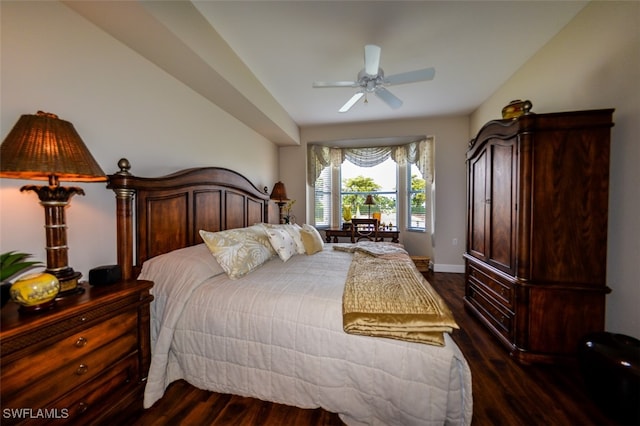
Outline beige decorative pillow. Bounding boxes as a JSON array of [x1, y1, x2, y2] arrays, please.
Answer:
[[300, 224, 325, 255], [199, 225, 275, 279], [264, 226, 297, 262], [262, 223, 305, 254]]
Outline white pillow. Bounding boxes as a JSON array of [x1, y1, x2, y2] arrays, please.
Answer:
[[139, 243, 226, 282], [264, 226, 298, 262], [199, 225, 275, 279]]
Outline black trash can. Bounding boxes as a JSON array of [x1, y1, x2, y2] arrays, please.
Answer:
[[578, 332, 640, 425]]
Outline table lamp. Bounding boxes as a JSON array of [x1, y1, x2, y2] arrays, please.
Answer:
[[0, 111, 106, 297], [364, 194, 375, 218], [270, 181, 289, 224]]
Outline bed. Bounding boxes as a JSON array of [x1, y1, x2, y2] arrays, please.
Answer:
[[107, 159, 473, 426]]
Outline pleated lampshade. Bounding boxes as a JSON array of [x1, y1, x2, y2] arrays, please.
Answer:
[[270, 181, 289, 203], [0, 111, 105, 182]]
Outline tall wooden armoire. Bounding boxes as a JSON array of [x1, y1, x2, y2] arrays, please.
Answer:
[[464, 108, 614, 364]]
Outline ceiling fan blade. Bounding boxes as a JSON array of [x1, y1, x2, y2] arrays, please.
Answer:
[[313, 80, 359, 88], [385, 67, 435, 85], [364, 44, 381, 76], [339, 92, 364, 113], [375, 87, 403, 109]]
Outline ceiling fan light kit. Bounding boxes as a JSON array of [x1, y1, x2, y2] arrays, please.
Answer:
[[313, 44, 435, 113]]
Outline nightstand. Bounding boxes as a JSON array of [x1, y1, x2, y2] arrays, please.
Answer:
[[1, 280, 153, 425]]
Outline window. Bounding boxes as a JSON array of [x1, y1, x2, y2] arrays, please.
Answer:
[[341, 158, 398, 227], [314, 166, 331, 226], [308, 139, 434, 232], [408, 163, 427, 230]]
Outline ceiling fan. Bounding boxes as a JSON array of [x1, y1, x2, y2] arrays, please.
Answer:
[[312, 44, 435, 113]]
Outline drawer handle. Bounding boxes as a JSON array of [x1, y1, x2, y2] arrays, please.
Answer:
[[76, 364, 89, 375], [75, 337, 88, 348]]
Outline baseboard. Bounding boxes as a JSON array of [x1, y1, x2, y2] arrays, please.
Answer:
[[433, 264, 465, 273]]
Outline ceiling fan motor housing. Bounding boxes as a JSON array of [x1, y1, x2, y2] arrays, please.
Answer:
[[358, 69, 385, 92]]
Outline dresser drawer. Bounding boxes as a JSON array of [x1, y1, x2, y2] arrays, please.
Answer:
[[6, 353, 140, 426], [466, 282, 514, 341], [467, 262, 514, 309], [2, 310, 138, 408], [56, 352, 140, 425], [1, 290, 143, 357]]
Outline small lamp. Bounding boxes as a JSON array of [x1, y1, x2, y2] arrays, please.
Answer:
[[364, 194, 375, 218], [0, 111, 106, 297], [270, 181, 289, 224]]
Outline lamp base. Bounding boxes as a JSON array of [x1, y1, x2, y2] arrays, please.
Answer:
[[51, 268, 84, 298], [20, 183, 87, 299], [57, 285, 85, 299]]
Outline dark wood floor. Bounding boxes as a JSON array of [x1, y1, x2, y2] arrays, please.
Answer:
[[132, 272, 618, 426]]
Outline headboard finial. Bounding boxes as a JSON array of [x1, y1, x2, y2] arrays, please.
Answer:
[[116, 158, 131, 175]]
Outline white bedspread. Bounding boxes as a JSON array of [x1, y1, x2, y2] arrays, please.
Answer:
[[139, 244, 472, 425]]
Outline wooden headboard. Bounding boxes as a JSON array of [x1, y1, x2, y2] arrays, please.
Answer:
[[107, 159, 272, 280]]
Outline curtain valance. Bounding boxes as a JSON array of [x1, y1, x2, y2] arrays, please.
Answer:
[[307, 138, 434, 187]]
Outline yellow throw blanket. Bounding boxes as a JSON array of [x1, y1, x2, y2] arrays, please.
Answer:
[[342, 245, 459, 346]]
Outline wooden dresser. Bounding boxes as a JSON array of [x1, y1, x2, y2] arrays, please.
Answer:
[[1, 280, 153, 425], [464, 109, 614, 364]]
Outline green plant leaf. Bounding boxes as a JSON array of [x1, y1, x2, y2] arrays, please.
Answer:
[[2, 251, 30, 266], [0, 251, 44, 282]]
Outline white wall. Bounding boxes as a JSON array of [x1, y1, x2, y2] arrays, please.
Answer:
[[471, 1, 640, 337], [0, 1, 278, 279], [287, 115, 469, 271]]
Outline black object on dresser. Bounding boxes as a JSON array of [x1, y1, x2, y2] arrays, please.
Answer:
[[0, 280, 153, 425], [464, 108, 614, 364], [89, 264, 122, 286]]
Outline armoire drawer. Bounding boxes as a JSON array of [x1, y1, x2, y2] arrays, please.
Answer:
[[466, 282, 514, 341], [467, 262, 514, 309]]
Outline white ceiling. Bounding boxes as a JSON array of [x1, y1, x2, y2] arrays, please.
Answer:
[[193, 0, 586, 125], [65, 0, 587, 143]]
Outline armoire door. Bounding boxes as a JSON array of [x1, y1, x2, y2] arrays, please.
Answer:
[[468, 138, 518, 274], [486, 139, 518, 275], [468, 148, 488, 260]]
